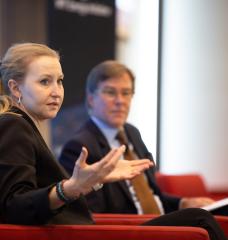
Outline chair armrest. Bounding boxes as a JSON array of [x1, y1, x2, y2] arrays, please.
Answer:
[[0, 224, 209, 240], [215, 215, 228, 238], [209, 192, 228, 200], [94, 213, 228, 238], [93, 213, 157, 225]]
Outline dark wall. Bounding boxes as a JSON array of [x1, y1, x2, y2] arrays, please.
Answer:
[[0, 0, 116, 156], [48, 0, 115, 107], [48, 0, 116, 156], [0, 0, 51, 145], [0, 0, 47, 55]]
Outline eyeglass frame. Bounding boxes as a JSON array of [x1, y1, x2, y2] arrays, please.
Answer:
[[95, 87, 134, 100]]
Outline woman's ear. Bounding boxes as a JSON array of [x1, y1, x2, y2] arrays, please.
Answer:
[[8, 79, 21, 99]]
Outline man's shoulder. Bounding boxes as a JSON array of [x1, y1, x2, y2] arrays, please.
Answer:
[[75, 119, 102, 138], [63, 119, 104, 148], [60, 119, 109, 165], [124, 122, 141, 135]]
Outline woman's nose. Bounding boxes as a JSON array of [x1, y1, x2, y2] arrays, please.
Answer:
[[51, 83, 62, 97]]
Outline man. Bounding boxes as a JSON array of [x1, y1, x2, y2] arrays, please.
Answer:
[[59, 60, 216, 215]]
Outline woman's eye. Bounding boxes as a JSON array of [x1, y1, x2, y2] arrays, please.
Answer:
[[40, 79, 49, 85], [58, 78, 63, 85]]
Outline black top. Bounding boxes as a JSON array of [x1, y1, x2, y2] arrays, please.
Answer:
[[59, 119, 181, 214], [0, 107, 93, 225]]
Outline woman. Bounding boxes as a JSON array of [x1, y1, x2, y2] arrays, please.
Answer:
[[0, 43, 226, 240]]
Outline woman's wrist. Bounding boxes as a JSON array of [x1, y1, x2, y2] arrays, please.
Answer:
[[55, 180, 80, 204], [61, 179, 81, 200]]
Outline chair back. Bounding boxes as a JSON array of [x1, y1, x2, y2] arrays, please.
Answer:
[[155, 173, 208, 197]]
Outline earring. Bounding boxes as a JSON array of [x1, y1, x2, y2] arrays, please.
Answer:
[[17, 96, 21, 105]]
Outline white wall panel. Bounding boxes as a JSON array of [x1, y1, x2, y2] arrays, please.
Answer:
[[160, 0, 228, 190]]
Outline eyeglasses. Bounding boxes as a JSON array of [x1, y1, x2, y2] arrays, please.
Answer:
[[97, 88, 134, 100]]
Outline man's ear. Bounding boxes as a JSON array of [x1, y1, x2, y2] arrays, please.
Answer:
[[8, 79, 21, 99], [87, 93, 94, 109]]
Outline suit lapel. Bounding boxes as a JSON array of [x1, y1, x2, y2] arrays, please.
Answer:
[[117, 180, 136, 204], [86, 119, 136, 204], [124, 124, 142, 158], [86, 119, 110, 150]]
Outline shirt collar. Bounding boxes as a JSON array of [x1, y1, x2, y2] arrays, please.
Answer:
[[91, 116, 120, 146]]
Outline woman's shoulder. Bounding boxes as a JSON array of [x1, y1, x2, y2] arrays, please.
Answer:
[[0, 110, 39, 153], [0, 111, 34, 135], [0, 111, 25, 123], [0, 111, 22, 122]]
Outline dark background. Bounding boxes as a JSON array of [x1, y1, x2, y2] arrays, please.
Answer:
[[48, 0, 116, 156]]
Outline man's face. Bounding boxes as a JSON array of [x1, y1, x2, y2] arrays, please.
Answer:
[[88, 72, 134, 128]]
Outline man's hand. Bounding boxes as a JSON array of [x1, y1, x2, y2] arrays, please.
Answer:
[[180, 197, 215, 209]]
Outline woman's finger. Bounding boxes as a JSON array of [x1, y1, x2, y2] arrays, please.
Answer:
[[96, 145, 125, 169], [129, 159, 153, 167], [75, 146, 88, 168]]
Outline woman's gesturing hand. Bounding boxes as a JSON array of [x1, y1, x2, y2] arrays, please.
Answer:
[[102, 158, 153, 182], [64, 146, 126, 196], [63, 145, 153, 197]]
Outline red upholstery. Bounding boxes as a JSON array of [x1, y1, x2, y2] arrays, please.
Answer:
[[94, 213, 157, 225], [155, 173, 208, 197], [215, 216, 228, 237], [0, 214, 227, 239], [94, 214, 228, 238], [155, 172, 228, 200], [0, 224, 209, 240]]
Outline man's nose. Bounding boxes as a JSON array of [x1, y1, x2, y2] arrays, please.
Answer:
[[115, 92, 127, 102]]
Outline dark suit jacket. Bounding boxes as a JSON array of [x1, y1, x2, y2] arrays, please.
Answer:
[[59, 119, 181, 214], [0, 107, 93, 225]]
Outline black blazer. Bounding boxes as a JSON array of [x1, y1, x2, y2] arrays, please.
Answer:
[[59, 119, 181, 214], [0, 107, 93, 225]]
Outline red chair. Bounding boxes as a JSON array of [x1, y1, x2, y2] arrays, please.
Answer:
[[1, 214, 228, 240], [94, 213, 228, 238], [215, 215, 228, 237], [94, 213, 156, 225], [155, 172, 228, 200], [0, 223, 210, 240]]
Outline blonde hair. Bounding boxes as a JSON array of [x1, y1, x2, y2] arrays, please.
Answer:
[[0, 42, 59, 114]]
